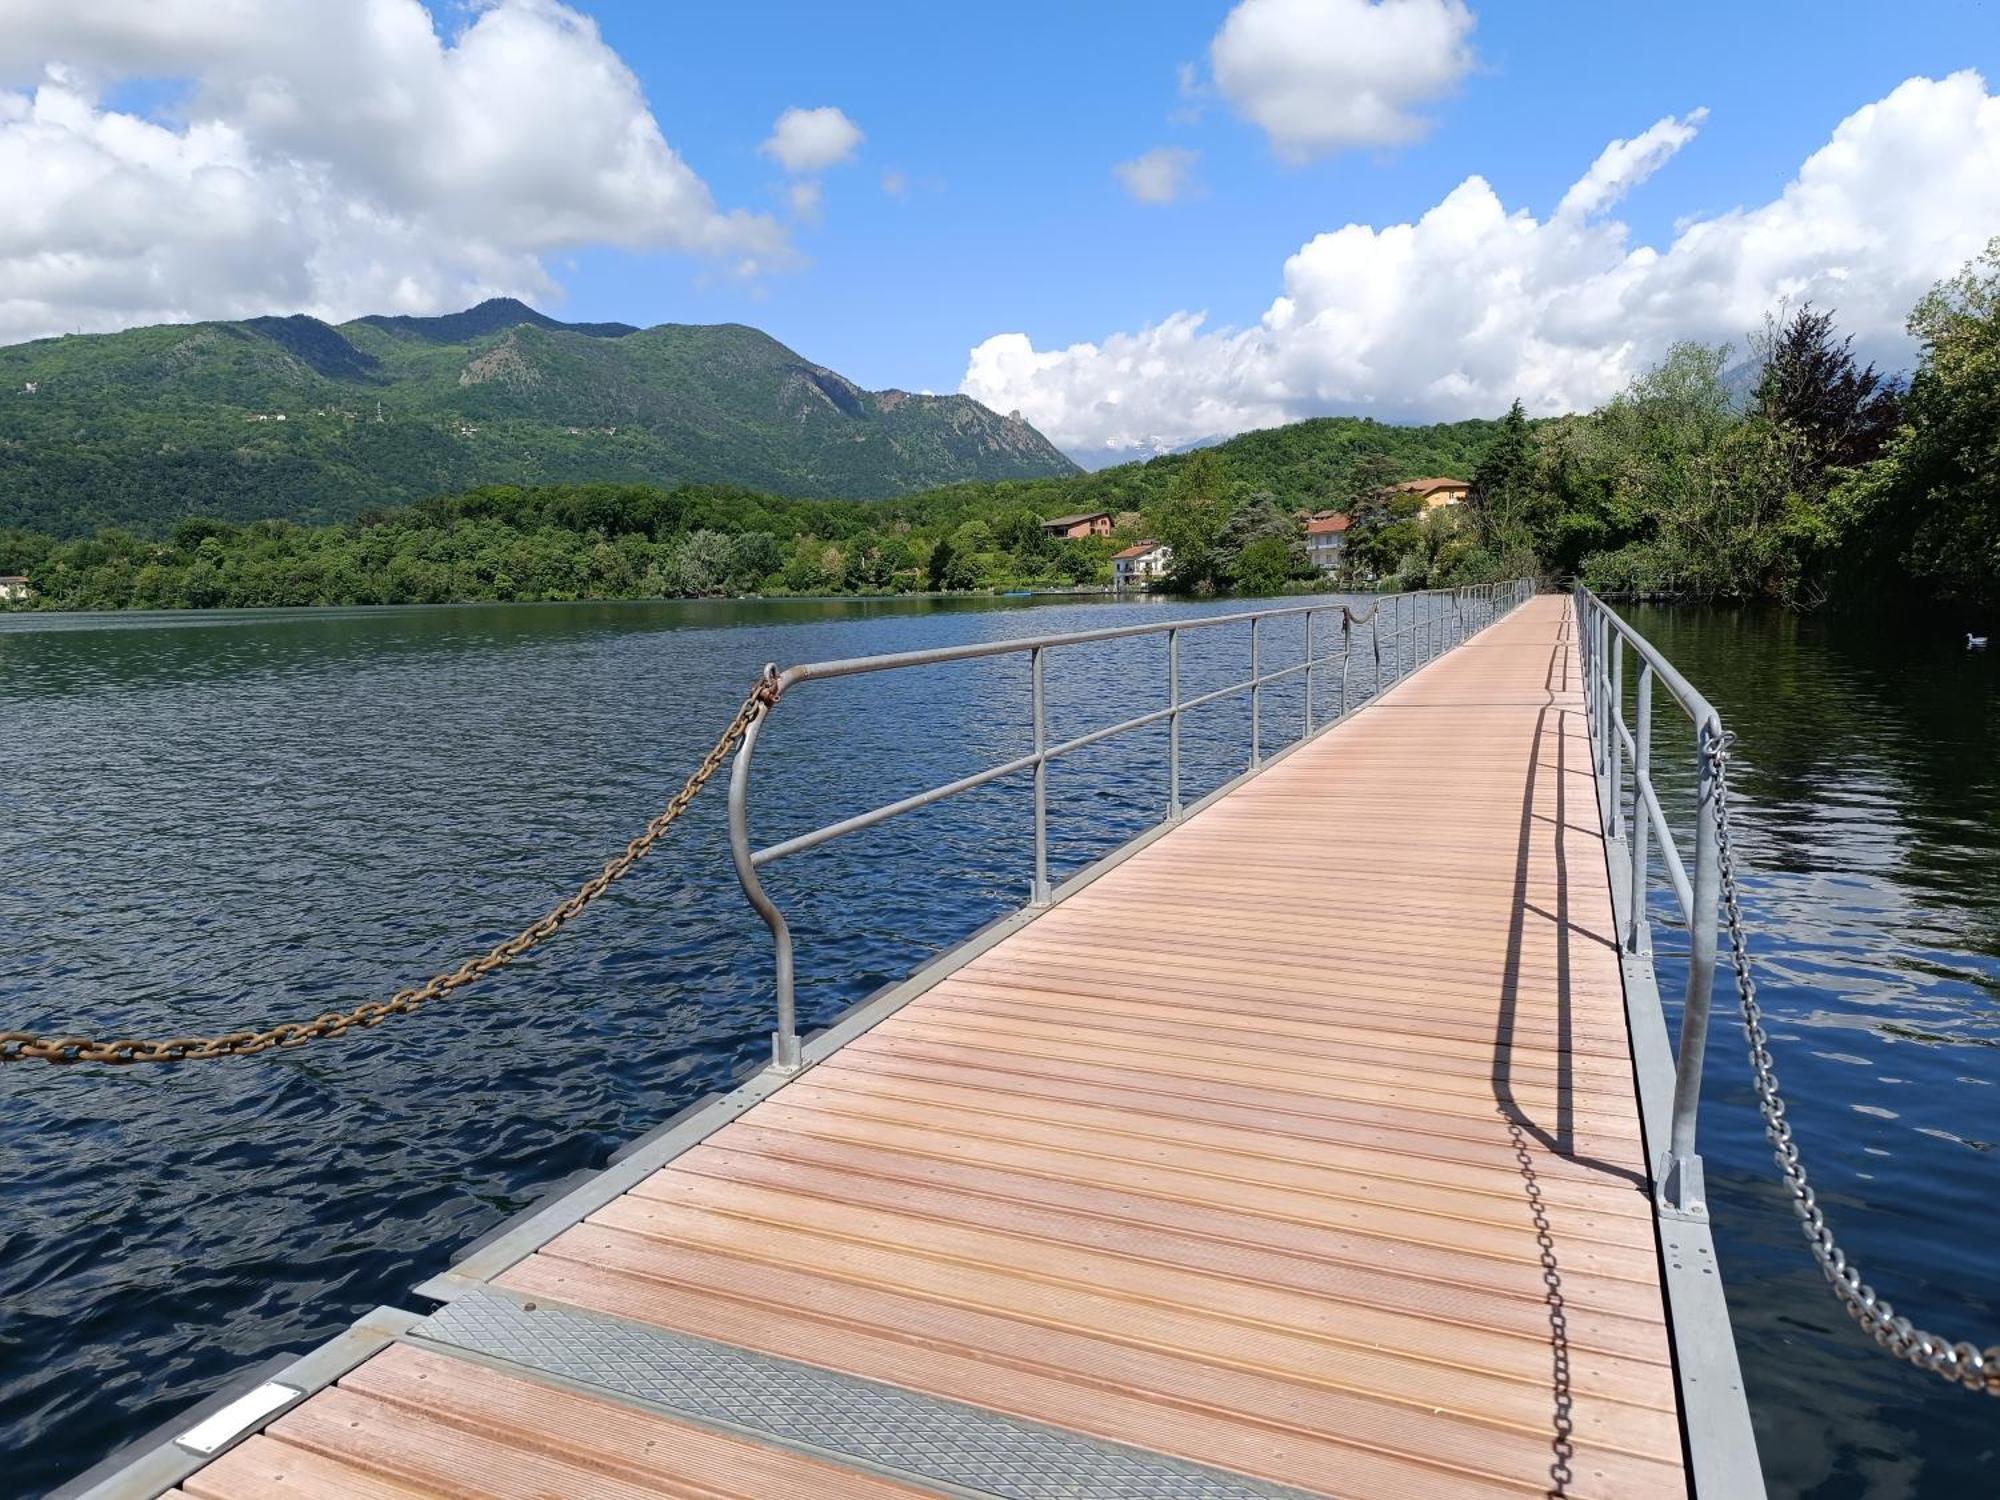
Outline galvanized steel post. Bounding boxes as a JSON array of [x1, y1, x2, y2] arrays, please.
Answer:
[[1249, 615, 1262, 767], [1031, 645, 1050, 907], [1167, 626, 1182, 821], [725, 698, 801, 1073], [1608, 636, 1625, 841], [1340, 614, 1351, 720], [1660, 718, 1724, 1220], [1627, 666, 1654, 954], [1303, 610, 1315, 735]]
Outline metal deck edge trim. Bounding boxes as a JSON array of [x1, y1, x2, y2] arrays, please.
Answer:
[[423, 597, 1520, 1298], [1600, 823, 1767, 1498], [400, 1284, 1313, 1499], [49, 1305, 422, 1500]]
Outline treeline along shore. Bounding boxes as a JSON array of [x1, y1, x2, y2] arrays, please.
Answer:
[[3, 240, 1995, 616]]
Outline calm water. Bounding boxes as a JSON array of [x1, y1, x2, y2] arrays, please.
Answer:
[[1, 593, 1994, 1497]]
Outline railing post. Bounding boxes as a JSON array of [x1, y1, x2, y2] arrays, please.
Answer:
[[1030, 645, 1050, 907], [1303, 610, 1315, 736], [1249, 614, 1262, 766], [1660, 717, 1724, 1220], [1608, 635, 1625, 841], [1373, 611, 1383, 700], [1626, 665, 1654, 955], [1340, 613, 1351, 719], [1167, 626, 1182, 821], [726, 698, 801, 1074]]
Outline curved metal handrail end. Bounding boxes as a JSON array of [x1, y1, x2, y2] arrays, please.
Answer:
[[726, 672, 801, 1072]]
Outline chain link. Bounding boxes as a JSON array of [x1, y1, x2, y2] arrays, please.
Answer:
[[1, 671, 782, 1066], [1710, 732, 2000, 1395]]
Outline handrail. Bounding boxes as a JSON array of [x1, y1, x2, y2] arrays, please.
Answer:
[[1573, 583, 1725, 1219], [731, 579, 1536, 1070]]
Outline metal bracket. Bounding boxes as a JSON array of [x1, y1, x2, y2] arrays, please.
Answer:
[[1656, 1149, 1710, 1222]]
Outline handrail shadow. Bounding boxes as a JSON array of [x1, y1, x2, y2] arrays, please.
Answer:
[[1490, 604, 1641, 1498]]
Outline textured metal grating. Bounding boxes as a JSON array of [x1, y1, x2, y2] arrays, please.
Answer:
[[416, 1289, 1304, 1499]]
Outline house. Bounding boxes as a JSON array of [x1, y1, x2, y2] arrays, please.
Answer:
[[1040, 510, 1114, 539], [1393, 476, 1471, 509], [1304, 513, 1351, 573], [0, 574, 33, 603], [1111, 540, 1173, 589]]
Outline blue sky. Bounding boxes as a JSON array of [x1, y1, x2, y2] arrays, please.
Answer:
[[2, 1, 1997, 458], [559, 2, 1998, 393]]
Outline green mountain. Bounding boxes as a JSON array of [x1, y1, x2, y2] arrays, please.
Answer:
[[0, 299, 1077, 535]]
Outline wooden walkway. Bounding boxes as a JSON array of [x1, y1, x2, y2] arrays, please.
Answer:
[[145, 595, 1685, 1500]]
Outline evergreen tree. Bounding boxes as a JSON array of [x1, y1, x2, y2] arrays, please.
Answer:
[[1752, 305, 1902, 472], [1470, 399, 1535, 551]]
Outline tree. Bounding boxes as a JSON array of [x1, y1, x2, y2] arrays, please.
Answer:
[[1346, 490, 1424, 583], [1470, 399, 1535, 553], [1234, 536, 1294, 595], [781, 537, 832, 593], [1216, 490, 1306, 587], [1154, 449, 1229, 592], [926, 537, 978, 591], [728, 531, 783, 588], [1751, 305, 1902, 472], [667, 529, 734, 595], [1845, 238, 2000, 607]]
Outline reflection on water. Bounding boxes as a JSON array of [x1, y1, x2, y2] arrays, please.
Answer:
[[1, 593, 1992, 1497], [1624, 604, 1999, 1499]]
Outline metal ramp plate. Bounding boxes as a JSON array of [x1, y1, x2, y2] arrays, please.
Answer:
[[414, 1287, 1308, 1500]]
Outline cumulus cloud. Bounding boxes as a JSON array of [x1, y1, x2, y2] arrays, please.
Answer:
[[1210, 0, 1476, 161], [0, 0, 783, 345], [1114, 146, 1200, 204], [760, 105, 863, 174], [962, 74, 2000, 460]]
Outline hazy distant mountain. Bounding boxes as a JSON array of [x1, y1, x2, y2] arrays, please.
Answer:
[[0, 298, 1078, 535]]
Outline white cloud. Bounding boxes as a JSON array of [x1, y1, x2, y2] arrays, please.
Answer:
[[0, 0, 783, 345], [760, 105, 863, 174], [962, 74, 2000, 460], [1114, 146, 1200, 204], [880, 168, 909, 197], [788, 178, 824, 222], [1209, 0, 1476, 161], [1557, 109, 1708, 220]]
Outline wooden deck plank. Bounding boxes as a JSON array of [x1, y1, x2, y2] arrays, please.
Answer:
[[181, 596, 1684, 1499], [219, 1344, 934, 1500]]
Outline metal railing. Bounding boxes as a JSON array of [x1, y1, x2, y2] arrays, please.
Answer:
[[728, 578, 1534, 1070], [1573, 583, 1726, 1219]]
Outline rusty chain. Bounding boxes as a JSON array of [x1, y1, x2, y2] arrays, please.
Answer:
[[1, 671, 781, 1065]]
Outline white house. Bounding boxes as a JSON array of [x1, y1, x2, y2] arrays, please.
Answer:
[[0, 574, 33, 602], [1304, 513, 1350, 573], [1111, 540, 1172, 589]]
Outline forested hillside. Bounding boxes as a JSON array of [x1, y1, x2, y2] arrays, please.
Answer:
[[0, 410, 1505, 608], [0, 300, 1076, 533]]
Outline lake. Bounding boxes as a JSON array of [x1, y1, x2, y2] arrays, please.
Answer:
[[2, 591, 1994, 1498]]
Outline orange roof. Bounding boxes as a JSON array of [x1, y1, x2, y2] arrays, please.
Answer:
[[1110, 540, 1165, 560], [1305, 514, 1351, 536]]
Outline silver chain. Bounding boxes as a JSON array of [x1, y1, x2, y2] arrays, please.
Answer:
[[1709, 732, 2000, 1395]]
